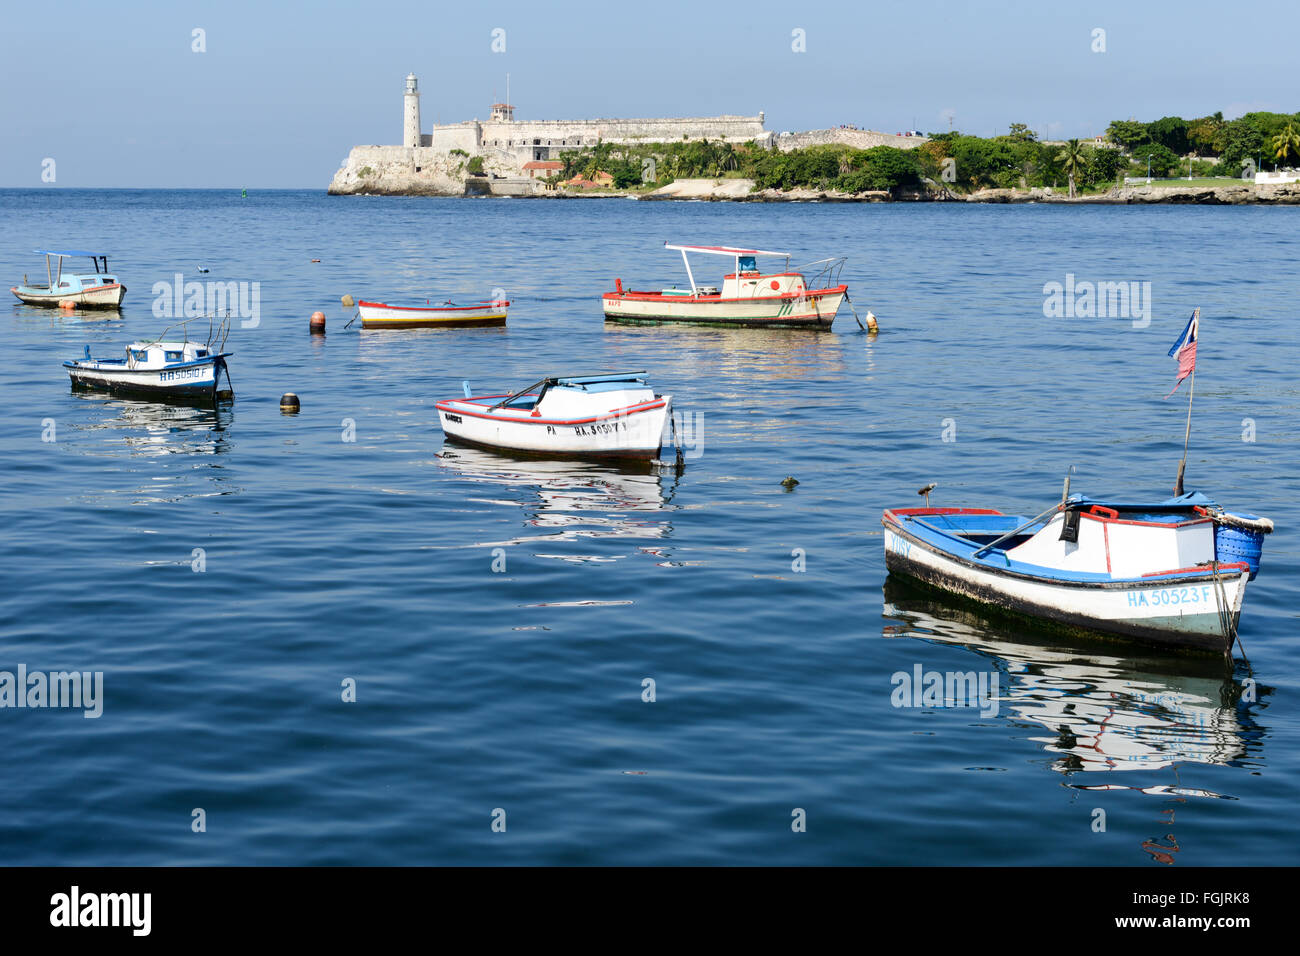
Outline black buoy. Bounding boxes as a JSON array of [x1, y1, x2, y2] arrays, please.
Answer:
[[280, 392, 300, 414], [780, 476, 799, 489]]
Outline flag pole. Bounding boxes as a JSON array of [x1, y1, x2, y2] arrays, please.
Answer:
[[1173, 307, 1200, 497], [1174, 370, 1194, 496]]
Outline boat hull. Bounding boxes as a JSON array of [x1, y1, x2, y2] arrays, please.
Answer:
[[602, 287, 844, 329], [436, 397, 671, 460], [882, 519, 1247, 653], [64, 358, 228, 404], [12, 283, 126, 308], [357, 300, 507, 329]]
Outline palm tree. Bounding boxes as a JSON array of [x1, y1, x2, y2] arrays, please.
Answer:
[[1271, 123, 1300, 167], [1059, 139, 1085, 198]]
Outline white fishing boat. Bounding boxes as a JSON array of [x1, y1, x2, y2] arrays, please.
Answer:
[[602, 243, 849, 329], [64, 338, 233, 404], [882, 486, 1273, 654], [435, 372, 672, 460], [11, 250, 126, 308], [356, 297, 508, 329]]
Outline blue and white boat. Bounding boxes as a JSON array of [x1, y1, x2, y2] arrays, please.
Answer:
[[436, 372, 672, 460], [64, 340, 233, 404], [882, 488, 1273, 654], [11, 250, 126, 308]]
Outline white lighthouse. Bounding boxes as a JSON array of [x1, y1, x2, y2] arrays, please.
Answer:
[[403, 73, 421, 148]]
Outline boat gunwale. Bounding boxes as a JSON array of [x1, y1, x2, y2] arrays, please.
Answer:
[[602, 284, 846, 306], [882, 509, 1249, 588], [357, 299, 510, 313], [436, 396, 668, 427]]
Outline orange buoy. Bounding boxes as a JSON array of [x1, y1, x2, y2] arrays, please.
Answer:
[[59, 299, 76, 310], [309, 311, 326, 333]]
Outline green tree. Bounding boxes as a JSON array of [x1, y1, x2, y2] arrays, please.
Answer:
[[1106, 120, 1150, 150], [1059, 139, 1085, 197], [1215, 117, 1265, 172], [1271, 123, 1300, 166], [1130, 142, 1180, 178], [1187, 112, 1224, 156], [1146, 116, 1189, 156], [1084, 146, 1125, 186]]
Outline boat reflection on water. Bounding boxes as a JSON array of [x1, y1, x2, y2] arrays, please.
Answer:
[[73, 393, 234, 457], [881, 579, 1271, 862], [436, 443, 679, 562], [881, 578, 1267, 776]]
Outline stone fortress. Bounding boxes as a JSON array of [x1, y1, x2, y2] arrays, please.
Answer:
[[328, 73, 923, 196]]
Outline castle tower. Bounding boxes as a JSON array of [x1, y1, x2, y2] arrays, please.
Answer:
[[403, 73, 421, 148]]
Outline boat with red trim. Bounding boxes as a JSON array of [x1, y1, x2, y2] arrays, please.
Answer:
[[12, 250, 126, 308], [435, 371, 672, 460], [602, 243, 848, 329], [356, 297, 508, 329], [882, 487, 1273, 654]]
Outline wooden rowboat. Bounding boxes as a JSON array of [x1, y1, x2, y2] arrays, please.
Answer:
[[356, 298, 508, 329], [882, 487, 1273, 654], [436, 372, 672, 460]]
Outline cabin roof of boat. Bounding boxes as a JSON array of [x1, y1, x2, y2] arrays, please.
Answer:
[[665, 243, 789, 257], [551, 371, 646, 386], [1070, 492, 1216, 512], [127, 340, 206, 351]]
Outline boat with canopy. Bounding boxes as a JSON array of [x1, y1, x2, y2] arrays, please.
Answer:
[[602, 243, 849, 329], [12, 250, 126, 308]]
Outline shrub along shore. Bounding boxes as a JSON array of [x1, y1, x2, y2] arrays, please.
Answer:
[[543, 111, 1300, 203]]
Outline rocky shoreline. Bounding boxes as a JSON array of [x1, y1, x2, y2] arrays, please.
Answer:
[[637, 178, 1300, 205], [328, 152, 1300, 205]]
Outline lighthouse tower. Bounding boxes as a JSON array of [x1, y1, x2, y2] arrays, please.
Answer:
[[403, 73, 421, 148]]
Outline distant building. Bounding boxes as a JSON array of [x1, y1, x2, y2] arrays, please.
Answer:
[[401, 76, 771, 163], [522, 160, 563, 179], [562, 171, 615, 189]]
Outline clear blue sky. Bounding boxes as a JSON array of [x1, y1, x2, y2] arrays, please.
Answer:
[[2, 0, 1296, 188]]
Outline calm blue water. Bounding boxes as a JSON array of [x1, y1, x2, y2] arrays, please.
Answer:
[[1, 189, 1297, 865]]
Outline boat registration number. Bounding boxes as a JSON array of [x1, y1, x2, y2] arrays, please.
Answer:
[[1128, 585, 1214, 608], [552, 421, 627, 437], [160, 367, 207, 382]]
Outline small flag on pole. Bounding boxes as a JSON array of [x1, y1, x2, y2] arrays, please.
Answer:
[[1165, 310, 1198, 397]]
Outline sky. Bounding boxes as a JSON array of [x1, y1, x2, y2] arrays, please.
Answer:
[[2, 0, 1297, 188]]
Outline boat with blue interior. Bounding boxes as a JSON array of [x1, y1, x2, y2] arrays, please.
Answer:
[[64, 326, 233, 404], [882, 483, 1273, 654], [436, 371, 673, 460], [11, 250, 126, 308]]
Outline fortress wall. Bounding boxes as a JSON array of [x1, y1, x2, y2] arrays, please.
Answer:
[[429, 125, 481, 153], [776, 129, 927, 152], [471, 116, 770, 149]]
